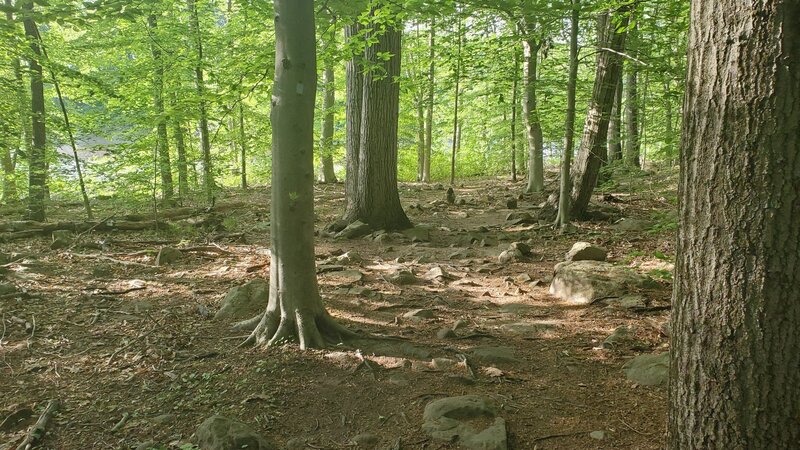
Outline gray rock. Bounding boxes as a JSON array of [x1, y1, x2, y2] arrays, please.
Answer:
[[565, 242, 607, 262], [336, 251, 363, 264], [384, 269, 417, 285], [602, 294, 647, 309], [505, 198, 517, 209], [422, 396, 508, 450], [611, 218, 653, 232], [151, 413, 176, 425], [195, 415, 276, 450], [509, 242, 531, 256], [623, 352, 670, 386], [325, 219, 349, 233], [214, 279, 269, 320], [602, 326, 630, 349], [403, 308, 435, 320], [589, 431, 606, 440], [497, 249, 522, 264], [436, 327, 457, 339], [549, 261, 656, 304], [500, 322, 554, 335], [336, 220, 372, 239], [422, 266, 451, 281], [155, 247, 183, 266], [402, 225, 432, 242], [350, 433, 380, 449], [469, 346, 519, 364], [334, 270, 364, 285], [0, 282, 16, 296], [505, 211, 534, 225]]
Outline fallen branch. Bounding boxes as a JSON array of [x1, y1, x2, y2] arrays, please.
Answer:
[[16, 399, 60, 450]]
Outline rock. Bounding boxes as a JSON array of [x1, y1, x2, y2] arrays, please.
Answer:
[[403, 225, 433, 242], [505, 198, 517, 209], [436, 327, 457, 339], [195, 415, 276, 450], [589, 431, 606, 440], [350, 433, 380, 449], [602, 294, 647, 309], [509, 242, 531, 256], [336, 220, 372, 239], [50, 230, 74, 250], [622, 352, 670, 386], [431, 358, 458, 370], [550, 260, 656, 304], [422, 396, 508, 450], [565, 242, 607, 262], [214, 279, 269, 320], [611, 218, 653, 232], [333, 270, 364, 285], [422, 266, 451, 281], [388, 373, 409, 386], [325, 219, 349, 233], [151, 413, 176, 425], [155, 247, 183, 266], [602, 326, 630, 349], [514, 273, 532, 283], [0, 282, 17, 296], [403, 308, 436, 320], [505, 211, 534, 225], [500, 322, 554, 335], [497, 249, 522, 264], [384, 269, 417, 285], [469, 346, 519, 364], [336, 251, 363, 264]]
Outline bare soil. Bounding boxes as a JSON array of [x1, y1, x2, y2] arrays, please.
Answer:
[[0, 174, 676, 450]]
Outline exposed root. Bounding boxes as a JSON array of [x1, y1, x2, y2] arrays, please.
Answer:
[[242, 308, 359, 350]]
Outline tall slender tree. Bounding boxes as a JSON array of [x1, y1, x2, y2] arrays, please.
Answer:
[[422, 17, 435, 183], [318, 62, 337, 183], [668, 0, 800, 447], [21, 0, 47, 221], [521, 16, 545, 193], [148, 14, 174, 203], [556, 0, 580, 228], [188, 0, 214, 204]]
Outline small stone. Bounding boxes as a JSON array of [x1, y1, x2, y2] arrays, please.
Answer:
[[388, 373, 409, 386], [403, 308, 435, 320], [151, 413, 176, 425], [623, 352, 670, 386], [336, 251, 363, 264], [505, 198, 517, 209], [514, 273, 532, 283], [155, 247, 183, 266], [336, 220, 372, 239], [565, 242, 607, 262], [350, 433, 380, 449], [436, 328, 457, 339], [497, 249, 522, 264], [195, 415, 276, 450], [610, 218, 652, 232], [509, 242, 531, 256], [589, 431, 606, 440], [423, 266, 450, 280], [602, 326, 630, 349], [505, 211, 534, 225], [384, 269, 417, 285]]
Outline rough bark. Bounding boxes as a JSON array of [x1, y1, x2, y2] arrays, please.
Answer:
[[171, 98, 190, 200], [449, 14, 462, 186], [22, 0, 47, 222], [148, 14, 174, 203], [624, 60, 640, 167], [510, 49, 519, 182], [568, 10, 628, 219], [343, 10, 411, 231], [343, 22, 363, 219], [422, 18, 435, 183], [238, 99, 248, 189], [522, 29, 544, 193], [319, 63, 337, 183], [188, 0, 214, 205], [244, 0, 351, 349], [608, 76, 623, 161], [668, 1, 800, 447], [2, 0, 19, 203], [556, 0, 580, 228], [415, 89, 425, 182]]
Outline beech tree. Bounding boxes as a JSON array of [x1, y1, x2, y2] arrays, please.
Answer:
[[21, 0, 47, 221], [244, 0, 352, 349], [668, 0, 800, 447]]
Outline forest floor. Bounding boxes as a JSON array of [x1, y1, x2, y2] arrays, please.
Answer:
[[0, 168, 677, 450]]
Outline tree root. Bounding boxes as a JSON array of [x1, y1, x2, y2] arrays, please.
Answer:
[[16, 399, 60, 450], [241, 309, 358, 350]]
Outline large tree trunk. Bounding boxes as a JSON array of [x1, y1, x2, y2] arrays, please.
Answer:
[[148, 14, 174, 203], [510, 49, 519, 182], [344, 9, 411, 231], [522, 31, 544, 193], [188, 0, 214, 205], [171, 95, 190, 200], [607, 76, 623, 161], [318, 63, 337, 183], [556, 0, 580, 228], [238, 99, 248, 189], [245, 0, 352, 350], [415, 90, 425, 182], [2, 0, 20, 204], [668, 1, 800, 447], [568, 10, 628, 219], [624, 63, 640, 166], [21, 0, 47, 222], [422, 18, 435, 183], [449, 14, 462, 186], [343, 22, 363, 219]]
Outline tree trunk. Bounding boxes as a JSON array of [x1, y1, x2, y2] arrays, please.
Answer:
[[22, 0, 47, 222], [188, 0, 214, 205], [2, 0, 20, 204], [510, 49, 520, 182], [449, 14, 462, 186], [344, 8, 411, 231], [663, 80, 674, 162], [624, 61, 640, 167], [238, 99, 248, 189], [608, 76, 623, 161], [668, 1, 800, 447], [245, 0, 352, 350], [416, 90, 425, 182], [318, 63, 337, 183], [422, 17, 435, 183], [148, 14, 174, 203], [568, 10, 628, 219], [343, 22, 363, 219], [171, 96, 190, 200], [522, 31, 544, 193], [556, 0, 580, 228]]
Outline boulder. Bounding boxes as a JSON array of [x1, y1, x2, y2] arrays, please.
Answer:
[[384, 269, 417, 286], [50, 230, 74, 250], [155, 247, 183, 266], [403, 225, 432, 242], [610, 218, 653, 232], [214, 279, 269, 320], [565, 242, 607, 262], [336, 220, 372, 239], [422, 396, 507, 450], [195, 415, 276, 450], [505, 211, 535, 225], [622, 352, 669, 386], [497, 249, 522, 264], [549, 260, 656, 304]]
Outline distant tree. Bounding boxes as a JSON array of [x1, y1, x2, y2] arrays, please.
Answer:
[[668, 0, 800, 447], [21, 0, 47, 221], [188, 0, 214, 204], [624, 22, 640, 167], [555, 0, 580, 228], [148, 13, 174, 203]]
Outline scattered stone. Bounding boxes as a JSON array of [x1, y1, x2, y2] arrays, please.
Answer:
[[333, 270, 364, 285], [497, 249, 521, 264], [505, 211, 535, 225], [384, 269, 417, 285], [514, 273, 532, 283], [195, 415, 276, 450], [602, 326, 630, 349], [431, 358, 458, 370], [601, 294, 648, 309], [436, 327, 457, 339], [214, 279, 269, 320], [622, 352, 670, 386], [350, 433, 380, 449], [325, 219, 349, 233], [509, 242, 531, 256], [155, 247, 183, 266], [550, 261, 657, 304], [336, 251, 363, 264], [50, 230, 74, 250], [403, 308, 436, 320], [565, 242, 607, 262], [505, 198, 517, 209], [422, 396, 508, 450], [336, 220, 372, 239], [589, 431, 606, 440], [402, 225, 432, 242], [500, 322, 554, 335], [151, 414, 176, 425], [611, 218, 653, 232], [469, 346, 519, 364], [422, 266, 451, 281]]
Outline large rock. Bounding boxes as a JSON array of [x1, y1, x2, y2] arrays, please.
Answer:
[[402, 225, 433, 242], [155, 247, 183, 266], [336, 220, 372, 239], [214, 279, 269, 320], [610, 218, 653, 232], [195, 415, 276, 450], [623, 352, 669, 386], [549, 260, 656, 304], [422, 396, 508, 450], [565, 242, 607, 261]]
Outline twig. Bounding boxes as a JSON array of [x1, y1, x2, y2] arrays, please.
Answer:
[[16, 399, 60, 450], [26, 315, 35, 348], [110, 412, 130, 432], [67, 214, 117, 250], [619, 418, 652, 436]]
